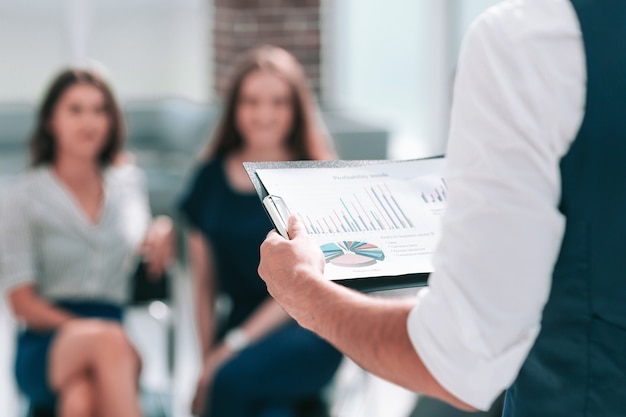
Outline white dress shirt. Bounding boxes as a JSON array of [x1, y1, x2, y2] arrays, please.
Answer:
[[406, 0, 586, 410]]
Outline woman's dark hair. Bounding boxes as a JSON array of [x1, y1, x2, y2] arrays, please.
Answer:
[[207, 45, 335, 161], [30, 68, 125, 167]]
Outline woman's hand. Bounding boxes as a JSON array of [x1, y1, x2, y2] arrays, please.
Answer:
[[191, 344, 234, 416], [141, 215, 176, 279]]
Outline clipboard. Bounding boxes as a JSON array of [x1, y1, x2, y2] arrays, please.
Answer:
[[244, 158, 444, 293]]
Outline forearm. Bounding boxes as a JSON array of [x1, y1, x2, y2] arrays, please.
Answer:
[[235, 298, 291, 343], [288, 273, 473, 410], [195, 290, 217, 357], [188, 230, 218, 356], [8, 286, 75, 331], [189, 255, 216, 356], [192, 263, 218, 357], [258, 217, 474, 410]]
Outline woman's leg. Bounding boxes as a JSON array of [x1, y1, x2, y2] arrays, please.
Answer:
[[57, 374, 95, 417], [208, 322, 342, 417], [49, 320, 142, 417]]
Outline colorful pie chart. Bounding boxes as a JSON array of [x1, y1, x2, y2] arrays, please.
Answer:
[[320, 241, 385, 268]]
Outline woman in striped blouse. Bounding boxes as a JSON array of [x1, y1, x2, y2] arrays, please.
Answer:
[[0, 69, 174, 417]]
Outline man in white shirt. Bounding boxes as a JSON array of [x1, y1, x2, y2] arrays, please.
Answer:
[[258, 0, 626, 414]]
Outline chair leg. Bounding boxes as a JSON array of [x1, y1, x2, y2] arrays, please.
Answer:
[[294, 396, 330, 417], [30, 407, 56, 417]]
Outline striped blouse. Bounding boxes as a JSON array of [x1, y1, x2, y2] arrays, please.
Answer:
[[0, 164, 150, 305]]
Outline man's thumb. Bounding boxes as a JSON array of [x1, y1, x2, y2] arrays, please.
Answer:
[[287, 214, 307, 239]]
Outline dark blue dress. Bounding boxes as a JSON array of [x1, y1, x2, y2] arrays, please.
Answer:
[[179, 158, 342, 417]]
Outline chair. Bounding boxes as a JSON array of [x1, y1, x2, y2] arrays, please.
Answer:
[[295, 395, 331, 417], [29, 408, 55, 417]]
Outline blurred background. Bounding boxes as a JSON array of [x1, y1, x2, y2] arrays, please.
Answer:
[[0, 1, 501, 416]]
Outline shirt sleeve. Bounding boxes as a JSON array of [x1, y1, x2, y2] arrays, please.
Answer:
[[112, 164, 152, 248], [407, 0, 586, 410], [130, 166, 151, 242], [0, 183, 36, 292]]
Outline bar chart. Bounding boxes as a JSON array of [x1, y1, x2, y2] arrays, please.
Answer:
[[419, 178, 448, 204], [256, 161, 446, 238], [302, 183, 417, 235]]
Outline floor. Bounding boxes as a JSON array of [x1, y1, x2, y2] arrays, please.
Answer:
[[0, 266, 420, 417]]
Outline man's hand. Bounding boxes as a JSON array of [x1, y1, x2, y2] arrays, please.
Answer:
[[258, 214, 327, 326], [259, 215, 473, 410]]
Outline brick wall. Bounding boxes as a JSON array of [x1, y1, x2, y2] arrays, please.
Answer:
[[213, 0, 321, 97]]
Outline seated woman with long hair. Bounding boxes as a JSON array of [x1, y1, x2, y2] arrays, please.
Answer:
[[0, 69, 174, 417], [179, 45, 343, 417]]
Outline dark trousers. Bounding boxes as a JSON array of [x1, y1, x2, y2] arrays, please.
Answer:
[[408, 393, 504, 417], [205, 321, 343, 417]]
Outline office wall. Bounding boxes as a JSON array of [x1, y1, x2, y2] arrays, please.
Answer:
[[324, 0, 432, 157], [459, 0, 503, 38], [0, 0, 212, 104], [322, 0, 504, 159]]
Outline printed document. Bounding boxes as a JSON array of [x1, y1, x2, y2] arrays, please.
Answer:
[[255, 158, 446, 281]]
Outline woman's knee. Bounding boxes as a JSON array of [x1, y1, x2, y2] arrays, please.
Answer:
[[49, 320, 140, 391], [58, 376, 94, 417], [88, 323, 141, 372], [93, 322, 138, 362]]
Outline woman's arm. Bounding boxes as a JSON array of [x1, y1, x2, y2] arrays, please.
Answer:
[[188, 230, 218, 357], [188, 231, 292, 360], [8, 284, 75, 331], [142, 215, 176, 278], [224, 297, 290, 351], [189, 249, 292, 416]]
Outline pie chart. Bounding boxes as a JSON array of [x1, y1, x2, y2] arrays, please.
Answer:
[[320, 241, 385, 268]]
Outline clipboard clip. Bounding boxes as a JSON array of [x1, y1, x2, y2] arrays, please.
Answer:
[[262, 194, 291, 239]]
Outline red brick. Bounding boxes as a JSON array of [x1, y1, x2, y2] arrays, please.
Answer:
[[213, 0, 321, 95]]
